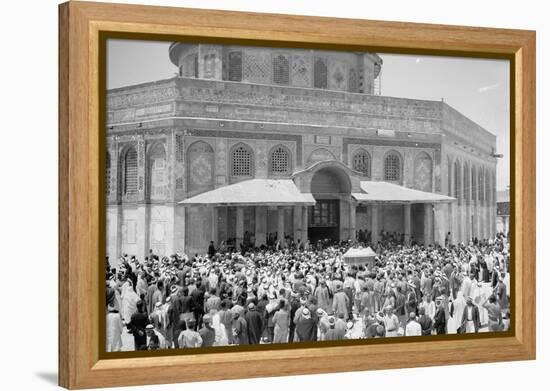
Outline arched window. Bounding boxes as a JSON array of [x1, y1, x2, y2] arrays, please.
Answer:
[[463, 163, 470, 204], [448, 158, 453, 196], [478, 169, 484, 201], [454, 161, 462, 203], [123, 147, 138, 196], [228, 51, 242, 81], [106, 151, 111, 197], [175, 134, 184, 190], [384, 152, 401, 182], [148, 143, 166, 200], [471, 166, 477, 202], [314, 58, 328, 89], [273, 54, 289, 85], [269, 145, 291, 175], [352, 149, 371, 177], [203, 53, 216, 79], [348, 68, 358, 92], [485, 170, 492, 205], [184, 53, 198, 78], [231, 144, 254, 178]]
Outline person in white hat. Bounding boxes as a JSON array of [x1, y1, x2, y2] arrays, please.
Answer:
[[146, 323, 168, 350]]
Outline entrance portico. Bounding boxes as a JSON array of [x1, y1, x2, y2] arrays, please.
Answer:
[[180, 160, 455, 254]]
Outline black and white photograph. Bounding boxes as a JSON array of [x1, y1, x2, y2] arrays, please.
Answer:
[[104, 39, 511, 353]]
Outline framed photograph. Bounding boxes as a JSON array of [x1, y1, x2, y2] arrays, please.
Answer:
[[59, 1, 535, 389]]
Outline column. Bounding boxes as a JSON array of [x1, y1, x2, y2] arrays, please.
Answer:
[[211, 206, 218, 246], [301, 206, 308, 245], [164, 204, 175, 256], [349, 200, 357, 242], [236, 206, 244, 249], [106, 205, 122, 265], [433, 203, 446, 246], [423, 203, 434, 245], [255, 206, 267, 247], [451, 202, 458, 244], [403, 203, 412, 245], [293, 205, 302, 245], [277, 206, 285, 247], [371, 204, 380, 244], [136, 204, 150, 261]]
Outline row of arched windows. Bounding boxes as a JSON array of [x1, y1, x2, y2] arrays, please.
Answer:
[[108, 142, 437, 199], [228, 143, 293, 178], [220, 51, 359, 91], [447, 158, 494, 205], [106, 142, 296, 200], [106, 143, 167, 200], [350, 149, 433, 190]]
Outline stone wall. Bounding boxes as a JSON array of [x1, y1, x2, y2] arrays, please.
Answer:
[[105, 67, 498, 258]]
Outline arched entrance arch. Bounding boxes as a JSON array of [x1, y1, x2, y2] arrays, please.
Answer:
[[308, 164, 352, 243]]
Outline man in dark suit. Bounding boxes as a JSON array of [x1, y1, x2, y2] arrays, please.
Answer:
[[417, 307, 433, 336], [433, 296, 447, 335], [460, 296, 481, 333]]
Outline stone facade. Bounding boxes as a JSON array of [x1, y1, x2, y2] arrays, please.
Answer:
[[106, 45, 497, 261]]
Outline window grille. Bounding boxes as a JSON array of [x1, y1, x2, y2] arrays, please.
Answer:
[[231, 145, 252, 177], [384, 153, 400, 181], [273, 54, 290, 85], [124, 148, 138, 195], [314, 58, 328, 89], [228, 51, 242, 81], [270, 146, 290, 174], [106, 152, 111, 196], [175, 134, 184, 190]]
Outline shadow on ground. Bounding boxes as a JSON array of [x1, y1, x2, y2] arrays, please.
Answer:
[[35, 372, 58, 386]]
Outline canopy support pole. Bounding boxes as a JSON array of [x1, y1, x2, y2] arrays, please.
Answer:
[[236, 206, 244, 249], [371, 204, 379, 244], [404, 203, 412, 245]]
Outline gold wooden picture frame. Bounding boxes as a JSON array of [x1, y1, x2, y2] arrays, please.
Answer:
[[58, 1, 535, 389]]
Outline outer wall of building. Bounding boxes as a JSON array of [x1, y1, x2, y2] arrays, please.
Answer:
[[106, 44, 497, 261]]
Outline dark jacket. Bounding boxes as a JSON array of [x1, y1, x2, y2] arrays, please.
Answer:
[[433, 306, 447, 334], [418, 314, 433, 336], [460, 304, 481, 333], [245, 309, 264, 344], [295, 317, 318, 342]]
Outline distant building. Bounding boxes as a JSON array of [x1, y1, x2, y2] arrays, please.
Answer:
[[496, 189, 510, 235], [105, 43, 498, 260]]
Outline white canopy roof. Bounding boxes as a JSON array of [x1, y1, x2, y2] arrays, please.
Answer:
[[353, 181, 455, 204], [180, 179, 316, 206]]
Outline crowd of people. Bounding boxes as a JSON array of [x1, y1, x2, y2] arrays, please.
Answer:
[[106, 233, 510, 352]]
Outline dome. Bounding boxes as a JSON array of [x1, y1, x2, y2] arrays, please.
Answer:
[[168, 43, 382, 94]]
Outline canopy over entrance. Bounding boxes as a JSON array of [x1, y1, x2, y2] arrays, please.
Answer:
[[180, 179, 315, 206], [353, 181, 455, 204]]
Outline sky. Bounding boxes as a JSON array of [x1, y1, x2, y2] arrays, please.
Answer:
[[107, 39, 510, 190]]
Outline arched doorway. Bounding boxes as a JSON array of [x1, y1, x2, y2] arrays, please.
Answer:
[[309, 166, 351, 243]]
